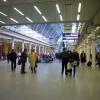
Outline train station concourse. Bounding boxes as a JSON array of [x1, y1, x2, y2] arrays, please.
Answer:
[[0, 0, 100, 100]]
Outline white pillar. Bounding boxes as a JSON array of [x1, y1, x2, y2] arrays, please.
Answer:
[[12, 39, 14, 49], [84, 43, 87, 53], [44, 47, 46, 54], [79, 44, 83, 54], [40, 46, 42, 54], [39, 46, 41, 54], [43, 47, 45, 54], [34, 44, 37, 52], [86, 42, 90, 63], [91, 35, 96, 69], [42, 47, 44, 54], [86, 39, 91, 63], [29, 42, 32, 53], [44, 47, 45, 54], [22, 41, 24, 52]]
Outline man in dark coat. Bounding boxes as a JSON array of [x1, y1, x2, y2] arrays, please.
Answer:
[[9, 49, 17, 71], [20, 49, 27, 74], [80, 51, 86, 64], [7, 51, 10, 63], [72, 50, 80, 77], [61, 48, 69, 76]]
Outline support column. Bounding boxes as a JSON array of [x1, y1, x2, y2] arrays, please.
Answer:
[[84, 43, 87, 53], [39, 46, 41, 54], [86, 39, 90, 62], [45, 47, 47, 54], [91, 35, 96, 69], [42, 46, 44, 54], [22, 41, 24, 52], [86, 40, 91, 63], [29, 42, 32, 53], [34, 44, 37, 52], [42, 47, 44, 54], [80, 46, 82, 54], [12, 39, 14, 49], [79, 44, 83, 54]]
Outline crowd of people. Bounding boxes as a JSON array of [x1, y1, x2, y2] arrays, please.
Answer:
[[60, 48, 80, 77], [7, 49, 38, 74], [55, 48, 100, 77], [7, 48, 79, 76], [55, 48, 92, 77], [6, 48, 100, 77]]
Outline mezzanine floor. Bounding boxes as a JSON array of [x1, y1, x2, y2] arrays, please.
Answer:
[[0, 60, 100, 100]]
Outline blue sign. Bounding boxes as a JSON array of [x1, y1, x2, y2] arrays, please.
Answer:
[[62, 33, 71, 36]]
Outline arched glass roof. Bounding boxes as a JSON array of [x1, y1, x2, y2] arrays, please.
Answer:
[[1, 23, 82, 45], [1, 23, 64, 43], [27, 23, 64, 42]]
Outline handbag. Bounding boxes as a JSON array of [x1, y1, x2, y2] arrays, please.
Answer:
[[18, 59, 21, 65]]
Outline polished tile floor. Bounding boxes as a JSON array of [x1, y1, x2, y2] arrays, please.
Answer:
[[0, 60, 100, 100]]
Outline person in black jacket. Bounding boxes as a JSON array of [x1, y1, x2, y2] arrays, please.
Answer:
[[20, 49, 27, 74], [61, 48, 69, 76], [9, 49, 17, 71], [72, 50, 80, 77], [80, 51, 86, 65], [7, 51, 10, 63]]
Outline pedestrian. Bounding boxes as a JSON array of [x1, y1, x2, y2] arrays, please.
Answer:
[[9, 49, 17, 71], [7, 51, 10, 63], [20, 49, 27, 74], [29, 49, 37, 73], [80, 51, 86, 66], [72, 50, 80, 77], [61, 48, 69, 76]]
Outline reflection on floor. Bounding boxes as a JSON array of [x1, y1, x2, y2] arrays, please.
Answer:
[[0, 60, 100, 100]]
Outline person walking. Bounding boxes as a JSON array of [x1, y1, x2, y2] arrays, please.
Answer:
[[29, 49, 37, 73], [72, 50, 80, 77], [20, 49, 27, 74], [7, 51, 10, 63], [80, 51, 86, 65], [9, 49, 17, 71], [97, 52, 100, 67], [61, 48, 69, 76]]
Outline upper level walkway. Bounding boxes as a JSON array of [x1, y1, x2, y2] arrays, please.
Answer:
[[0, 60, 100, 100]]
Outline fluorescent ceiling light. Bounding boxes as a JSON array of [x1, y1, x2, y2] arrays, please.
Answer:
[[77, 14, 80, 21], [13, 7, 24, 16], [42, 16, 47, 22], [0, 20, 6, 24], [97, 35, 100, 38], [59, 15, 63, 21], [78, 3, 81, 12], [3, 0, 7, 2], [34, 6, 42, 15], [10, 18, 19, 23], [25, 17, 33, 22], [0, 11, 7, 16], [94, 27, 100, 32], [96, 27, 100, 30], [56, 4, 60, 14]]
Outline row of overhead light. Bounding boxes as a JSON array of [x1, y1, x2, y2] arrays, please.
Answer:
[[77, 2, 81, 21], [34, 6, 47, 22], [1, 1, 63, 24], [94, 27, 100, 32], [0, 0, 7, 23], [56, 4, 63, 21], [3, 0, 6, 2], [0, 0, 47, 24], [56, 3, 81, 21]]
